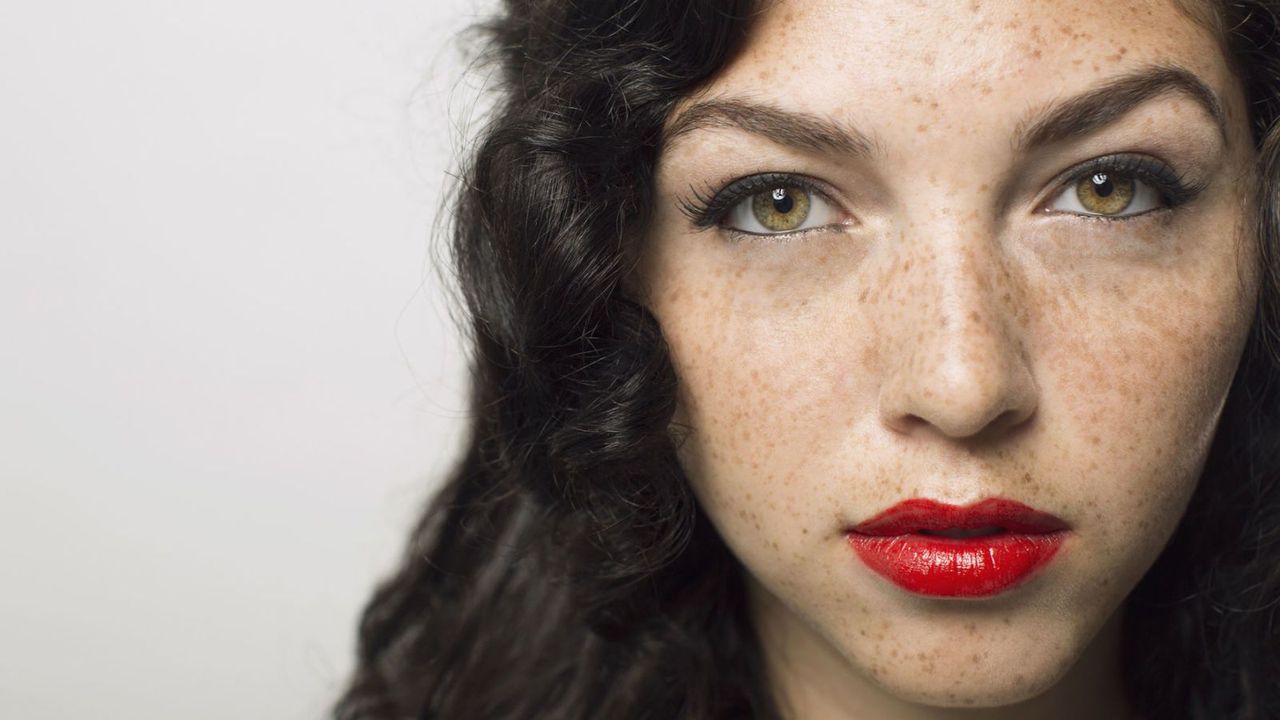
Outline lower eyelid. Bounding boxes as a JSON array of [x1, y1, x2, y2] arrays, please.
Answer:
[[722, 220, 854, 242], [1076, 206, 1174, 222]]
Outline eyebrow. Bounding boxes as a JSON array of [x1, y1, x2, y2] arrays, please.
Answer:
[[1013, 64, 1226, 152], [664, 95, 880, 158], [661, 63, 1228, 159]]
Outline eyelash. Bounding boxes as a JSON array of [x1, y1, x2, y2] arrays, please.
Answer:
[[678, 172, 834, 235], [1051, 153, 1204, 222], [676, 154, 1207, 237]]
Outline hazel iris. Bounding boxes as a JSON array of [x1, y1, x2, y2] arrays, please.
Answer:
[[751, 186, 811, 232], [1075, 172, 1135, 215]]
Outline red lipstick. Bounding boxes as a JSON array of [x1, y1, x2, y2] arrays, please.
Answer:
[[846, 497, 1070, 598]]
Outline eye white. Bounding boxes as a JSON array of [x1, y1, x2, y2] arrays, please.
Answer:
[[723, 188, 842, 234], [1046, 175, 1164, 218]]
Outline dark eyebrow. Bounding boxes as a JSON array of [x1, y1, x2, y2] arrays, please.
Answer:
[[662, 97, 881, 158], [661, 63, 1227, 159], [1013, 63, 1227, 153]]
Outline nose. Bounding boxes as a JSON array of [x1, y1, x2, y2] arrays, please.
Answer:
[[876, 229, 1039, 442]]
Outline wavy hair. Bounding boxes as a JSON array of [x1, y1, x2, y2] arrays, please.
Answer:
[[334, 1, 1280, 717]]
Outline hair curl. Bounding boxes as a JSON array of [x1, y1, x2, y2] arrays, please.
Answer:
[[334, 2, 1280, 717]]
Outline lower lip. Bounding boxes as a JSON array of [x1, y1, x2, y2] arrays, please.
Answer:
[[846, 531, 1069, 598]]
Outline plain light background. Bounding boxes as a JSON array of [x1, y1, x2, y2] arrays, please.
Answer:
[[0, 1, 495, 717]]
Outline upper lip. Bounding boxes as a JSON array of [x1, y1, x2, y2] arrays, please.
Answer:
[[848, 497, 1070, 536]]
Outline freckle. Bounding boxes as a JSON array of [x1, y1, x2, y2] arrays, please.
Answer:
[[916, 123, 929, 133], [1089, 435, 1101, 445]]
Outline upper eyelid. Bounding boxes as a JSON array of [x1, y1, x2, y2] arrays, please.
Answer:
[[1050, 154, 1181, 192], [679, 172, 846, 228], [1039, 154, 1202, 218]]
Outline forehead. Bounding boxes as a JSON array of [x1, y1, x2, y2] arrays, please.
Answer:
[[671, 0, 1234, 141]]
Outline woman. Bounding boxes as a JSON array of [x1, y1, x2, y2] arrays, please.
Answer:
[[334, 1, 1280, 717]]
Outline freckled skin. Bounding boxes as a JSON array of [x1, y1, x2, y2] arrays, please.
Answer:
[[636, 0, 1258, 718]]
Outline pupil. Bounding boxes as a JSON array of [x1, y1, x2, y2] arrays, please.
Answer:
[[1091, 173, 1114, 197], [771, 187, 794, 214]]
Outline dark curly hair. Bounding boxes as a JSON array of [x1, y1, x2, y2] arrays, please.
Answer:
[[333, 1, 1280, 717]]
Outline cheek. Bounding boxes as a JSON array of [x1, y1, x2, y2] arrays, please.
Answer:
[[1033, 255, 1253, 562], [653, 243, 881, 562]]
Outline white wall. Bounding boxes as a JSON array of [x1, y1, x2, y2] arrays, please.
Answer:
[[0, 2, 490, 717]]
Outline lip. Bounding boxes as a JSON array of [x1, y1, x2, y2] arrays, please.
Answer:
[[845, 497, 1071, 598]]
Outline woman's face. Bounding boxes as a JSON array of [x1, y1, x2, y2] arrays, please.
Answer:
[[638, 0, 1258, 714]]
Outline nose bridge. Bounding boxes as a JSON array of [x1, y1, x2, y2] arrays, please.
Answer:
[[876, 215, 1038, 441]]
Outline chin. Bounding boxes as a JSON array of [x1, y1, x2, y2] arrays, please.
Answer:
[[869, 657, 1065, 708], [839, 607, 1103, 710]]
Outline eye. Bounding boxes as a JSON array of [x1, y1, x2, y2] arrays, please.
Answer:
[[677, 172, 850, 238], [1042, 154, 1200, 220], [722, 184, 842, 235], [1048, 172, 1161, 217]]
